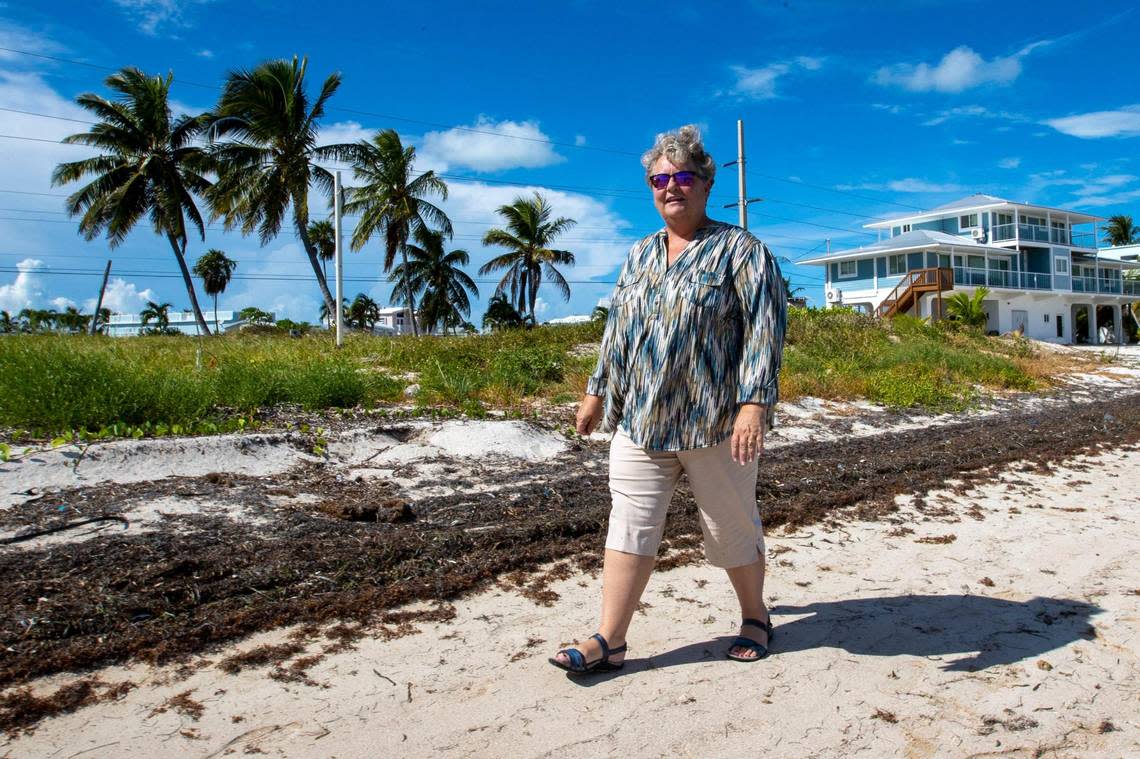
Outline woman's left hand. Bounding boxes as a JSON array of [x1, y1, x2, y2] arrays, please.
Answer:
[[731, 403, 766, 465]]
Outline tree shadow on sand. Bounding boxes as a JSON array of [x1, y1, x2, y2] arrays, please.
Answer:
[[577, 594, 1101, 682]]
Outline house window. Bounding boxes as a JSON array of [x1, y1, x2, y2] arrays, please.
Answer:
[[938, 254, 951, 268], [901, 224, 911, 233], [959, 213, 979, 229], [1023, 215, 1045, 226], [888, 254, 906, 275], [967, 255, 985, 270], [838, 260, 857, 278], [1055, 257, 1069, 275], [996, 213, 1013, 225], [1044, 314, 1050, 323]]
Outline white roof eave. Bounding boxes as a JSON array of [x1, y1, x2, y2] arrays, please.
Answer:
[[865, 203, 1103, 230]]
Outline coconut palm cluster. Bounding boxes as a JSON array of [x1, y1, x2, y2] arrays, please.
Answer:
[[51, 58, 577, 336]]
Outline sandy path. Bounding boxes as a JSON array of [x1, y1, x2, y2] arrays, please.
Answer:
[[4, 444, 1137, 758]]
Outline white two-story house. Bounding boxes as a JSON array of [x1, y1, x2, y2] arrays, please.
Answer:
[[802, 194, 1140, 344]]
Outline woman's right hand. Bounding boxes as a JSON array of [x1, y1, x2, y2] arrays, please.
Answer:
[[576, 395, 604, 435]]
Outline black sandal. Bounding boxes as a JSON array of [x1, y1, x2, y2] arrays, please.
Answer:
[[549, 633, 627, 674], [726, 617, 774, 662]]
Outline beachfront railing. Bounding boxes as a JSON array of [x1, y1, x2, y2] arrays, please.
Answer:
[[991, 223, 1015, 242], [1072, 276, 1097, 293], [952, 267, 1051, 290], [1098, 277, 1123, 294], [987, 223, 1092, 248]]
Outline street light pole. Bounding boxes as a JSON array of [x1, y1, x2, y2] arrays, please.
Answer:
[[722, 119, 763, 230], [334, 170, 344, 348]]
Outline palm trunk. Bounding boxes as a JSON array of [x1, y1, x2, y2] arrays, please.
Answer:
[[169, 235, 212, 336], [214, 294, 220, 335], [529, 264, 539, 325], [293, 196, 336, 315], [400, 246, 420, 337]]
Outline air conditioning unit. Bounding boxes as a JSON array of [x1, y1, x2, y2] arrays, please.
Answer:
[[825, 287, 843, 303], [971, 227, 986, 242]]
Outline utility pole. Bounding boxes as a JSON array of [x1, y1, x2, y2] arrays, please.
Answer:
[[334, 170, 344, 348], [722, 119, 763, 230], [88, 259, 111, 335]]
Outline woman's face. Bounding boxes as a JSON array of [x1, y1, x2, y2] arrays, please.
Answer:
[[649, 156, 712, 228]]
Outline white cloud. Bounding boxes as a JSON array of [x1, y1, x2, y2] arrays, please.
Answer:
[[728, 56, 822, 100], [0, 258, 46, 312], [533, 297, 550, 317], [196, 49, 214, 59], [834, 179, 964, 193], [574, 135, 587, 147], [1024, 170, 1140, 208], [875, 42, 1047, 93], [0, 21, 65, 61], [50, 296, 77, 310], [888, 179, 965, 193], [998, 157, 1021, 169], [111, 0, 213, 35], [421, 117, 564, 172], [1044, 105, 1140, 139], [1073, 188, 1140, 207], [85, 278, 158, 314]]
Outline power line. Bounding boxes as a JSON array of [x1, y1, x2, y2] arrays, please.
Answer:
[[0, 46, 935, 215]]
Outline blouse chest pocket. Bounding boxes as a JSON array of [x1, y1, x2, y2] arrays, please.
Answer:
[[683, 270, 726, 308], [612, 272, 644, 308]]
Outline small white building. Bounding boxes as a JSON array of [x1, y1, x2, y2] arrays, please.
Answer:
[[374, 306, 414, 335], [105, 310, 271, 337], [801, 194, 1140, 344]]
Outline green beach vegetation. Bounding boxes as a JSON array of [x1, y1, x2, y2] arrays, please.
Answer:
[[0, 309, 1081, 441]]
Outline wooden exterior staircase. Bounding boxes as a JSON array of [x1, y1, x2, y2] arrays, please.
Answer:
[[876, 267, 954, 319]]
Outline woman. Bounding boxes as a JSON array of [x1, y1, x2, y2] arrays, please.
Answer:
[[549, 125, 786, 673]]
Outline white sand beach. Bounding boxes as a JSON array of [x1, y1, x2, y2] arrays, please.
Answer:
[[2, 449, 1138, 757], [2, 350, 1139, 758]]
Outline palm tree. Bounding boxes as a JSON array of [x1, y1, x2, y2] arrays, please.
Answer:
[[944, 287, 990, 328], [1102, 215, 1140, 246], [319, 297, 348, 329], [193, 248, 237, 334], [482, 293, 525, 331], [344, 129, 452, 337], [140, 300, 172, 333], [479, 193, 576, 323], [0, 311, 13, 334], [17, 308, 58, 333], [348, 293, 381, 331], [52, 67, 213, 335], [591, 305, 609, 322], [308, 219, 336, 279], [57, 306, 90, 333], [390, 227, 478, 335], [205, 56, 360, 317]]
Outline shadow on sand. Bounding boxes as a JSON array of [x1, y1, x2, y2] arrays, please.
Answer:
[[562, 594, 1100, 684]]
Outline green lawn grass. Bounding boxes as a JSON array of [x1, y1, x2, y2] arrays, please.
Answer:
[[0, 310, 1067, 439]]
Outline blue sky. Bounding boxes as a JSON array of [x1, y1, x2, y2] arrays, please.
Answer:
[[2, 0, 1139, 324]]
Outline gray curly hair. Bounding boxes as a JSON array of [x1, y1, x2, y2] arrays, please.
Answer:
[[641, 125, 716, 182]]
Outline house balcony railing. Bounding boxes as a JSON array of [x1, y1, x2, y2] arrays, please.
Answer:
[[1099, 278, 1123, 294], [952, 267, 1051, 290], [1072, 276, 1097, 293], [1124, 279, 1140, 296], [988, 223, 1093, 248]]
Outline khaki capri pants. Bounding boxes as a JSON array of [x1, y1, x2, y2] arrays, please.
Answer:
[[605, 428, 765, 569]]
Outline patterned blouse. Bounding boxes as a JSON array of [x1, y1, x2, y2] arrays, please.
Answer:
[[587, 221, 786, 451]]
